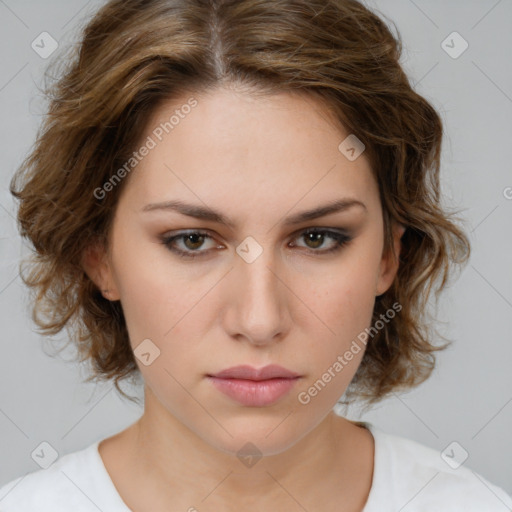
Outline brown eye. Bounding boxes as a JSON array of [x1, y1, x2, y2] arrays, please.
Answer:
[[161, 231, 219, 259], [292, 229, 352, 254], [303, 231, 325, 249], [161, 228, 351, 260], [182, 233, 207, 250]]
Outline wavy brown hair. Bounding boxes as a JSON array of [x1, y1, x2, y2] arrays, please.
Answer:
[[10, 0, 471, 408]]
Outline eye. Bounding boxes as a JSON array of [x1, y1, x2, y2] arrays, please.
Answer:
[[160, 228, 352, 259], [160, 231, 220, 259], [289, 228, 352, 254]]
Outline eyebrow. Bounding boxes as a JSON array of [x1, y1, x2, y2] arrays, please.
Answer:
[[141, 198, 367, 228]]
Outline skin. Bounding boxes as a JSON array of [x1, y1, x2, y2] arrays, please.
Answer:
[[83, 85, 405, 512]]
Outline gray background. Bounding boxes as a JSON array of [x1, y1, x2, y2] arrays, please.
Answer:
[[1, 0, 511, 499]]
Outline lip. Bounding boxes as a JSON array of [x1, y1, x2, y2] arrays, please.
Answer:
[[207, 365, 301, 407], [210, 364, 300, 380]]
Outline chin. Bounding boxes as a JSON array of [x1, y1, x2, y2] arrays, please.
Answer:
[[193, 412, 320, 459]]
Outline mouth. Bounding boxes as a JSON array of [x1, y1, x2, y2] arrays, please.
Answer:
[[206, 365, 302, 407]]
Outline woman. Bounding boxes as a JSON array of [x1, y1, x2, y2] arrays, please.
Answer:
[[1, 0, 510, 510]]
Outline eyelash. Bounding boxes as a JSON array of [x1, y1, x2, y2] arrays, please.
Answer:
[[160, 228, 352, 260]]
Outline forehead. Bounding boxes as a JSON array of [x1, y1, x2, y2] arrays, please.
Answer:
[[118, 87, 378, 217]]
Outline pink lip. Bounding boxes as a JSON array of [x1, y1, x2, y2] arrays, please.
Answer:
[[207, 365, 301, 407]]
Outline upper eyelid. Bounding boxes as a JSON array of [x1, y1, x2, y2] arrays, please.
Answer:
[[164, 226, 346, 237], [164, 227, 348, 247]]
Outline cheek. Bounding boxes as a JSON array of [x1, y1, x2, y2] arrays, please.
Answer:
[[109, 238, 189, 346], [110, 239, 221, 382], [295, 258, 378, 395], [112, 262, 168, 343], [305, 260, 378, 338]]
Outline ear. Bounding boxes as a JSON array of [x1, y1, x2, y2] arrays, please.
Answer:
[[81, 241, 121, 301], [375, 221, 406, 297]]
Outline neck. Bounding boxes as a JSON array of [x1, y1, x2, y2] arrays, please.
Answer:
[[120, 386, 373, 511]]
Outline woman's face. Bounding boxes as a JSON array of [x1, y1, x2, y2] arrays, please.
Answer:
[[88, 86, 402, 455]]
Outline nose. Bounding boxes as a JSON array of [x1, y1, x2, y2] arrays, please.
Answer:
[[223, 247, 290, 347]]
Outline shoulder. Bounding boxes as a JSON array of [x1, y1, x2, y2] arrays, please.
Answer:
[[0, 440, 106, 511], [362, 422, 512, 511]]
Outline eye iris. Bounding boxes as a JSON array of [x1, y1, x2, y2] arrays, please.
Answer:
[[184, 233, 205, 250], [305, 232, 324, 249]]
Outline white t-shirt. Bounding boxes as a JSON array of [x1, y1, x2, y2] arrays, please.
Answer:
[[1, 422, 511, 511]]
